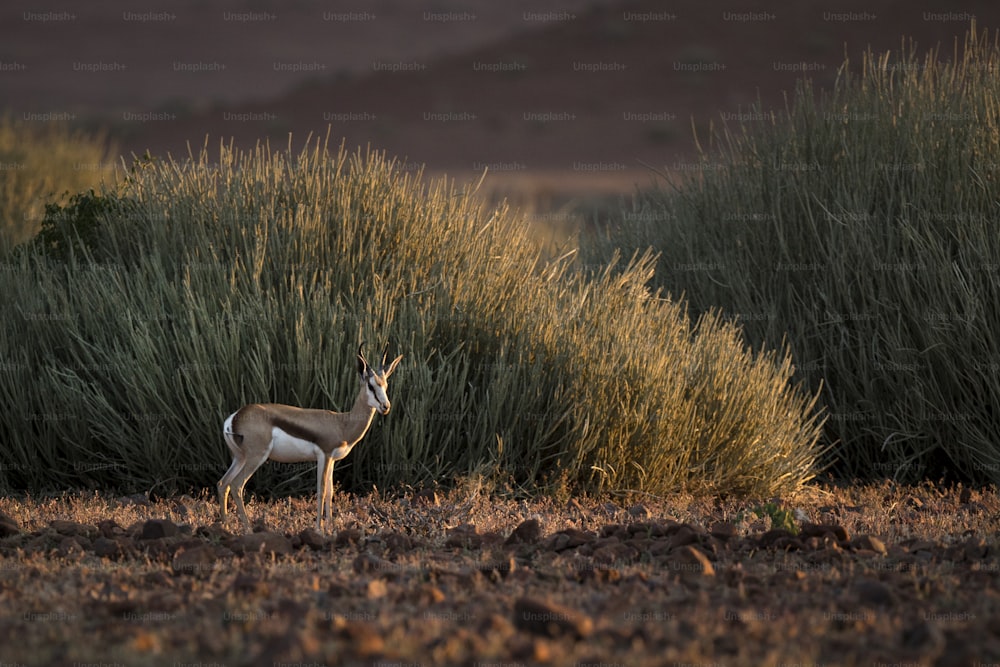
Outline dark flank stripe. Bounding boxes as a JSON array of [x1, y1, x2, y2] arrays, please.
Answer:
[[271, 414, 323, 444]]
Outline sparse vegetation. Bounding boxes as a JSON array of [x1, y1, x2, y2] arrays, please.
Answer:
[[0, 134, 824, 498], [596, 24, 1000, 484]]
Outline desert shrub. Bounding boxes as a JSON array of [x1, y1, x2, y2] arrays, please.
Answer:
[[592, 24, 1000, 483], [0, 135, 824, 498], [0, 116, 112, 254]]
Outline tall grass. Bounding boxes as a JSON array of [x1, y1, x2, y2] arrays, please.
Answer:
[[0, 116, 112, 254], [0, 134, 824, 498], [595, 24, 1000, 483]]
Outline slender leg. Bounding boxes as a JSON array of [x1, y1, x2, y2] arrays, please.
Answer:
[[323, 457, 336, 529], [217, 456, 243, 522], [315, 453, 327, 531], [230, 445, 272, 533]]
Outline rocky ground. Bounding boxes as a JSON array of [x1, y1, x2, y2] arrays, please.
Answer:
[[0, 481, 998, 666]]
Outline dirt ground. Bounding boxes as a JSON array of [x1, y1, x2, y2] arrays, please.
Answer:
[[0, 481, 998, 666]]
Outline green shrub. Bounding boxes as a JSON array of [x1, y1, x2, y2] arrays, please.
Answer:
[[0, 135, 824, 498], [0, 116, 112, 254], [593, 24, 1000, 483]]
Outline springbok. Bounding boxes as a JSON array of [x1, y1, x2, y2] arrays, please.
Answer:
[[218, 342, 402, 532]]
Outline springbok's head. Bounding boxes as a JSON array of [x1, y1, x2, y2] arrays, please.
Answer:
[[357, 342, 403, 415]]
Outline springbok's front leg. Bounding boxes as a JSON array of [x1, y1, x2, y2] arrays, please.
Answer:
[[315, 452, 329, 531], [322, 454, 337, 529]]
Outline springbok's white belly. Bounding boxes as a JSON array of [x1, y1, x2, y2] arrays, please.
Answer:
[[268, 427, 322, 462]]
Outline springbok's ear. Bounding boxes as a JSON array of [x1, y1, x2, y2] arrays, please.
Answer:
[[356, 342, 369, 376], [383, 354, 403, 378]]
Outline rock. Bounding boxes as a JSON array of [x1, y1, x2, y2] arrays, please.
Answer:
[[592, 542, 639, 566], [57, 536, 87, 556], [172, 545, 221, 577], [50, 519, 94, 537], [233, 531, 292, 556], [297, 528, 327, 551], [334, 528, 362, 547], [799, 523, 850, 542], [709, 522, 739, 541], [382, 531, 415, 553], [627, 504, 651, 519], [852, 535, 887, 555], [139, 519, 179, 541], [666, 545, 715, 577], [445, 524, 481, 549], [513, 597, 593, 639], [505, 519, 543, 545], [628, 521, 671, 538], [0, 512, 20, 537], [92, 536, 125, 559], [543, 528, 596, 552], [97, 519, 124, 538], [756, 529, 798, 549], [667, 524, 701, 550]]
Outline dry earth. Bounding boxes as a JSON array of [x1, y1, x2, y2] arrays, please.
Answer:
[[1, 482, 999, 666]]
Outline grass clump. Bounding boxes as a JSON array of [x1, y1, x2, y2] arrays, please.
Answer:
[[595, 24, 1000, 483], [0, 134, 824, 498], [0, 116, 112, 254]]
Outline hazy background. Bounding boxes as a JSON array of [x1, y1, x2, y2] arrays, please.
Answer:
[[2, 0, 996, 209]]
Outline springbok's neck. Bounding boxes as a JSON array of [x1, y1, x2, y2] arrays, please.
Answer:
[[342, 384, 377, 444]]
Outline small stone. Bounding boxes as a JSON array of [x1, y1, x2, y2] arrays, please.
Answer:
[[709, 522, 738, 541], [852, 535, 887, 555], [667, 524, 701, 550], [50, 520, 93, 537], [298, 528, 327, 551], [57, 536, 86, 556], [233, 531, 292, 556], [757, 529, 797, 549], [627, 504, 651, 519], [139, 519, 179, 541], [172, 545, 220, 577], [513, 597, 593, 639], [505, 519, 542, 545], [445, 524, 481, 549], [799, 523, 850, 542], [334, 528, 362, 547], [92, 537, 123, 559], [543, 528, 596, 552], [667, 545, 715, 577]]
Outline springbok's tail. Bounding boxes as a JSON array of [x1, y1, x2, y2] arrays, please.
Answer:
[[222, 412, 243, 455]]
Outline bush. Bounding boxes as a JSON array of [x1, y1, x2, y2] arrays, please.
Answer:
[[0, 116, 112, 254], [593, 24, 1000, 483], [0, 135, 825, 498]]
